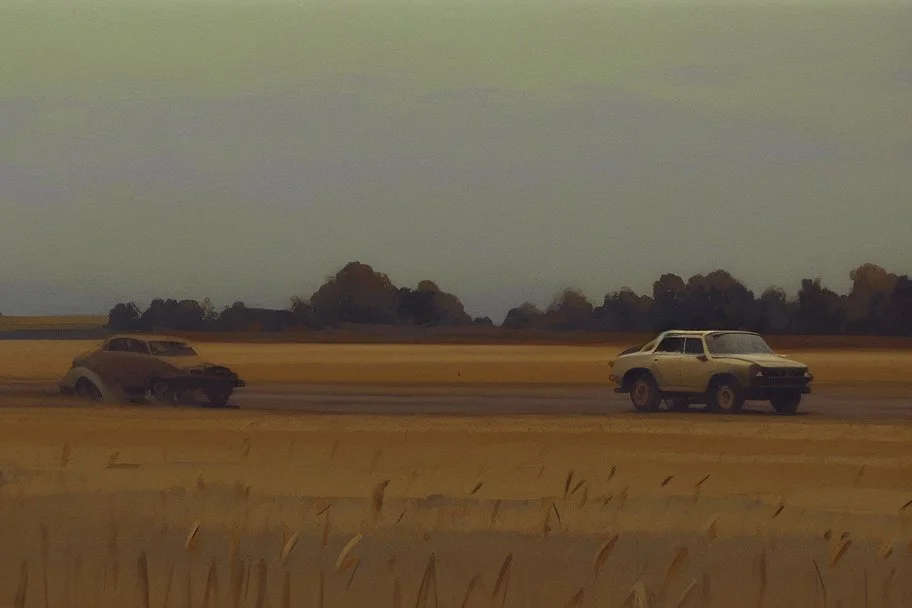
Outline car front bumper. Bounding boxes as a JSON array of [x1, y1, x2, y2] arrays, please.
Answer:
[[168, 371, 246, 392]]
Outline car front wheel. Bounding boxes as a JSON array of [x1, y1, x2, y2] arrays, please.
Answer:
[[630, 374, 661, 412], [204, 390, 232, 408], [770, 392, 802, 415], [707, 379, 744, 413], [150, 379, 178, 406]]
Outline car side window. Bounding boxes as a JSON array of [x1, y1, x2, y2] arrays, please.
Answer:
[[126, 339, 149, 354], [105, 339, 128, 352], [656, 337, 684, 353], [684, 338, 705, 355]]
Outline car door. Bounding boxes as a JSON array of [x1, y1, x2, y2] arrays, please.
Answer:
[[678, 337, 713, 391], [93, 338, 131, 387], [650, 336, 685, 389], [121, 338, 152, 389]]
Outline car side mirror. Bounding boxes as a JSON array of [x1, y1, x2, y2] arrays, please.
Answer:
[[697, 354, 708, 362]]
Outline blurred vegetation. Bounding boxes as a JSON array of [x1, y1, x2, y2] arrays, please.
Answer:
[[105, 262, 912, 336]]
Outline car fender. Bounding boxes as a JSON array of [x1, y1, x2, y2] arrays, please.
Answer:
[[59, 366, 119, 402]]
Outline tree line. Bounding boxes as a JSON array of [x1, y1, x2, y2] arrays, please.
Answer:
[[106, 261, 912, 336]]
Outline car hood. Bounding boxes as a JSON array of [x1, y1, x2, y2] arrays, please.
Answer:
[[156, 355, 210, 370], [712, 353, 807, 369]]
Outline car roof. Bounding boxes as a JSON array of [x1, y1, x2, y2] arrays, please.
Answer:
[[106, 334, 191, 344], [657, 329, 760, 338]]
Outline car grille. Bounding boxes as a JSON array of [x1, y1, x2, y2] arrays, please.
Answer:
[[763, 368, 806, 377]]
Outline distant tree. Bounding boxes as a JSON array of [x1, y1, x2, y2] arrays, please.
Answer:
[[217, 301, 251, 331], [846, 263, 899, 333], [795, 278, 845, 334], [502, 302, 544, 329], [201, 297, 218, 325], [543, 288, 593, 330], [755, 287, 791, 334], [310, 262, 401, 325], [650, 273, 687, 331], [398, 287, 436, 326], [107, 302, 142, 331], [472, 316, 494, 326], [886, 275, 912, 336], [290, 296, 322, 329], [681, 270, 756, 330], [592, 288, 652, 331]]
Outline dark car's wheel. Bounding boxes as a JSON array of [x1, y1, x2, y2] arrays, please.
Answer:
[[204, 390, 232, 408], [770, 392, 802, 415], [630, 373, 661, 412], [150, 379, 178, 406], [706, 378, 745, 413], [75, 378, 103, 401]]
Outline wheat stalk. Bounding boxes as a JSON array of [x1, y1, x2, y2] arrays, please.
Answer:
[[204, 561, 220, 608], [593, 534, 620, 578], [566, 588, 585, 607], [280, 531, 299, 564], [491, 553, 512, 608], [674, 579, 700, 608], [662, 547, 689, 593], [185, 521, 201, 552], [564, 470, 575, 498], [14, 560, 28, 608], [254, 559, 268, 608], [624, 581, 651, 608], [812, 559, 827, 608], [137, 551, 150, 608], [829, 540, 852, 568], [415, 553, 438, 608], [162, 562, 175, 608], [335, 533, 364, 571], [459, 574, 483, 608], [281, 572, 291, 608], [373, 480, 391, 517], [881, 568, 895, 608]]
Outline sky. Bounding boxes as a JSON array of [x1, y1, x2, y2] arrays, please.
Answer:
[[1, 0, 910, 322]]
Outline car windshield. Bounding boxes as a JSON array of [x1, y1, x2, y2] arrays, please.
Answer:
[[148, 341, 197, 356], [705, 333, 774, 355]]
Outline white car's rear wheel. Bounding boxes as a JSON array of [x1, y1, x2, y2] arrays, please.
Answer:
[[630, 374, 661, 412]]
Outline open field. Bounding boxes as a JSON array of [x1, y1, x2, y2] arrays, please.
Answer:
[[0, 338, 910, 606], [1, 339, 911, 395], [1, 405, 912, 607]]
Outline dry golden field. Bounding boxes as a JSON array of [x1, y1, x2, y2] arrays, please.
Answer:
[[0, 405, 911, 607], [0, 339, 910, 394], [0, 336, 911, 606]]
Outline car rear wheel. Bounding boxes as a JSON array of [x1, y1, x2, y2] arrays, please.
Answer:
[[770, 392, 802, 415], [707, 379, 744, 413], [75, 378, 103, 401], [630, 374, 661, 412]]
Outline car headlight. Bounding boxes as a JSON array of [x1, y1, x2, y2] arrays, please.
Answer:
[[749, 364, 763, 377]]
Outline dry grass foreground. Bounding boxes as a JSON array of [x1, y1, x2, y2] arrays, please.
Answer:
[[0, 339, 911, 394], [1, 406, 912, 607]]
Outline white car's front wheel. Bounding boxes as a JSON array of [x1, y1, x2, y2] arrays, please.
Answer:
[[707, 379, 744, 413]]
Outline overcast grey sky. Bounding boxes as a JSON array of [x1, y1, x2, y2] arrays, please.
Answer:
[[1, 0, 910, 321]]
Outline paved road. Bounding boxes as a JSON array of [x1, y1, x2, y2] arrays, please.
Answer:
[[228, 384, 912, 422], [2, 382, 910, 422]]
